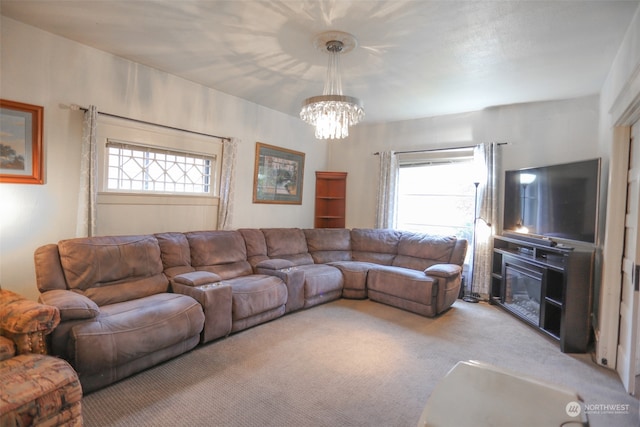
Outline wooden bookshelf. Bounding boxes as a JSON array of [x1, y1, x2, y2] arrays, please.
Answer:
[[314, 172, 347, 228]]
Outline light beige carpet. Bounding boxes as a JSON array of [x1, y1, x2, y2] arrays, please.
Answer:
[[82, 299, 639, 426]]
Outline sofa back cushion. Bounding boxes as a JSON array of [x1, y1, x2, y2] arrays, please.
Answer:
[[155, 232, 195, 278], [450, 239, 468, 266], [351, 229, 401, 265], [238, 228, 269, 268], [57, 235, 168, 306], [261, 228, 314, 266], [186, 230, 253, 279], [393, 233, 459, 270], [303, 228, 352, 263]]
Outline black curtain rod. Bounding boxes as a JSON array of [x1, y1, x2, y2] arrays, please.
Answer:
[[72, 105, 231, 142], [373, 142, 508, 155]]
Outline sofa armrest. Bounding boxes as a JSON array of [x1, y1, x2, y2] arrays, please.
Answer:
[[255, 259, 295, 270], [1, 289, 60, 334], [173, 271, 222, 287], [39, 289, 99, 321], [424, 264, 461, 279], [172, 281, 232, 343], [424, 264, 463, 315], [0, 289, 61, 355], [255, 264, 305, 313]]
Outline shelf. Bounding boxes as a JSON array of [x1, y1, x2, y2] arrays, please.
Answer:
[[543, 302, 562, 339], [542, 328, 561, 340], [493, 248, 565, 271], [545, 297, 563, 308], [315, 172, 347, 228]]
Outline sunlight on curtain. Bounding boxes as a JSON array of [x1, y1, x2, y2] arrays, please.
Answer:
[[375, 151, 398, 229], [217, 138, 238, 230], [470, 143, 501, 297], [76, 105, 98, 237]]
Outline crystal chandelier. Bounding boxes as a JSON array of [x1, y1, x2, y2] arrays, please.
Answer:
[[300, 32, 364, 140]]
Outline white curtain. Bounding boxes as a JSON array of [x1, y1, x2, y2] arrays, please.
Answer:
[[375, 151, 398, 229], [470, 142, 501, 297], [217, 137, 238, 230], [75, 105, 98, 237]]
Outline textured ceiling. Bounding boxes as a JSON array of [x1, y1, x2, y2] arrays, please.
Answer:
[[2, 0, 639, 123]]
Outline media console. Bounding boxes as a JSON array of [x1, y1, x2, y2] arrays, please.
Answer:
[[490, 235, 595, 353]]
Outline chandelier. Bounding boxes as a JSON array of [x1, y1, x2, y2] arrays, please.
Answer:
[[300, 31, 364, 140]]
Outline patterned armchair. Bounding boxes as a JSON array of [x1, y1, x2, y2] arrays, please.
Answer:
[[0, 289, 83, 426]]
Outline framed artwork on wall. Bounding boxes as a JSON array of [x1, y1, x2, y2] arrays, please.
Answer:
[[253, 142, 305, 204], [0, 99, 44, 184]]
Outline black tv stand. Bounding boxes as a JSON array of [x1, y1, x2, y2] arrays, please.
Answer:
[[490, 235, 595, 353]]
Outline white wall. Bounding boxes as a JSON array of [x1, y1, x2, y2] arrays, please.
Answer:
[[0, 17, 326, 300], [334, 95, 601, 229]]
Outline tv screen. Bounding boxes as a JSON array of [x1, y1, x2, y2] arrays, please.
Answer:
[[503, 158, 601, 244]]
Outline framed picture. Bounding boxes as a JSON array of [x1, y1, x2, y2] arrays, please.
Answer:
[[253, 142, 305, 204], [0, 99, 44, 184]]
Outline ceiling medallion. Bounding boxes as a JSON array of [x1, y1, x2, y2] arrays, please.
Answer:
[[300, 31, 364, 140]]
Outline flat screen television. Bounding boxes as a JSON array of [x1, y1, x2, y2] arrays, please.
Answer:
[[503, 158, 601, 245]]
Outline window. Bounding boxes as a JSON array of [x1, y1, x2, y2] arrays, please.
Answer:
[[397, 158, 476, 244], [106, 141, 215, 194]]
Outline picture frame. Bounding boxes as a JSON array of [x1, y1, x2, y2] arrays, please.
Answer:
[[0, 99, 44, 184], [253, 142, 305, 204]]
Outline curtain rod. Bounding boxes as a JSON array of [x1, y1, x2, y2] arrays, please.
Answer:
[[373, 142, 508, 155], [69, 104, 231, 142]]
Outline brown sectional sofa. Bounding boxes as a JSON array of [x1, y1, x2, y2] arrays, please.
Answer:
[[34, 228, 467, 393]]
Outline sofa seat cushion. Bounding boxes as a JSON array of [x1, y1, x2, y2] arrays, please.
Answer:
[[70, 293, 204, 386], [328, 261, 377, 299], [368, 266, 435, 300], [224, 275, 287, 321], [0, 354, 83, 427], [295, 264, 344, 307], [367, 266, 438, 316]]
